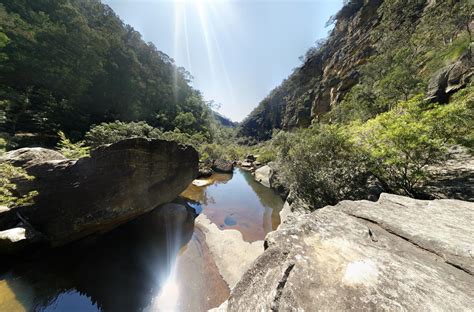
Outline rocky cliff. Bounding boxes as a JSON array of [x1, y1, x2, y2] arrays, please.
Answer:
[[216, 193, 474, 311], [238, 0, 472, 140]]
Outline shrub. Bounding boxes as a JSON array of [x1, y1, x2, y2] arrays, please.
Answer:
[[277, 125, 370, 209], [256, 149, 275, 163], [57, 131, 90, 160], [0, 141, 38, 208], [273, 87, 473, 207], [353, 92, 473, 197], [85, 121, 163, 148]]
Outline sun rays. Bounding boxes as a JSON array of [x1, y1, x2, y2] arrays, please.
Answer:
[[171, 0, 237, 107]]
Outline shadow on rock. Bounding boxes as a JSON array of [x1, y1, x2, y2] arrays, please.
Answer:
[[1, 203, 195, 312]]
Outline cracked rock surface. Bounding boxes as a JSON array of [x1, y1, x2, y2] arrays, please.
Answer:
[[217, 193, 474, 311]]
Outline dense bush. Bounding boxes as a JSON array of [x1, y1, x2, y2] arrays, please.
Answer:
[[57, 131, 90, 159], [354, 90, 473, 197], [83, 120, 246, 164], [84, 121, 163, 148], [272, 87, 473, 209], [0, 1, 212, 140], [274, 125, 370, 209], [0, 138, 37, 207]]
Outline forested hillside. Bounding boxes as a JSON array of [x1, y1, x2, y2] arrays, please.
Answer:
[[239, 0, 472, 141], [0, 0, 212, 146]]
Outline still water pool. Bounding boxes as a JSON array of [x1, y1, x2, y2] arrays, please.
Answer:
[[0, 169, 283, 312]]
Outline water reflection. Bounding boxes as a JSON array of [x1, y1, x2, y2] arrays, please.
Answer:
[[181, 169, 284, 242], [0, 204, 228, 312], [0, 169, 283, 311]]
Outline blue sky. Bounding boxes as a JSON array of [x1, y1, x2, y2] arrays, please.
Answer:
[[102, 0, 343, 121]]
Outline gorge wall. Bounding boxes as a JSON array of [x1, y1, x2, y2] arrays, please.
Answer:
[[238, 0, 472, 140]]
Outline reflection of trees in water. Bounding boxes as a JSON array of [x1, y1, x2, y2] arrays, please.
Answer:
[[240, 169, 284, 232], [4, 205, 195, 312]]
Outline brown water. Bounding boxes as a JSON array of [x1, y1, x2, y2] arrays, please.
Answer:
[[182, 169, 284, 242], [0, 169, 284, 312]]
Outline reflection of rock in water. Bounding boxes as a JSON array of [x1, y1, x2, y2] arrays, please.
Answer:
[[3, 203, 195, 312], [180, 173, 233, 204]]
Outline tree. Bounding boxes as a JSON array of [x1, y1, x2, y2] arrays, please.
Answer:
[[353, 91, 473, 197]]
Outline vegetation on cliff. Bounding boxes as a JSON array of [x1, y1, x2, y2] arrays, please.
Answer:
[[232, 0, 473, 208], [238, 0, 472, 140], [258, 86, 473, 209]]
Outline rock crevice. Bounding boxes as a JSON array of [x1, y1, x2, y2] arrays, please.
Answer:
[[217, 193, 474, 311]]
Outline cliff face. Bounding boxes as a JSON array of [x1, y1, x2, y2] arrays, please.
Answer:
[[238, 0, 472, 140]]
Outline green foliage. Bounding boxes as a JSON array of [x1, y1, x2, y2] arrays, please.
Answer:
[[255, 149, 275, 163], [272, 88, 473, 207], [328, 84, 382, 123], [57, 131, 89, 160], [85, 121, 163, 148], [0, 1, 212, 142], [0, 137, 6, 152], [0, 140, 37, 208], [274, 125, 370, 209], [353, 92, 473, 196], [83, 120, 235, 163], [174, 112, 197, 133], [0, 162, 38, 208]]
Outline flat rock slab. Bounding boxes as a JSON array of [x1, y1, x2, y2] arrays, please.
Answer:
[[192, 179, 213, 187], [340, 193, 474, 275], [219, 193, 474, 311], [195, 214, 263, 289]]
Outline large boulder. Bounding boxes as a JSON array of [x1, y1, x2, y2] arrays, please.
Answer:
[[212, 159, 234, 173], [0, 147, 66, 167], [1, 138, 198, 247], [426, 52, 472, 103], [218, 194, 474, 311], [254, 165, 274, 188], [254, 162, 289, 199]]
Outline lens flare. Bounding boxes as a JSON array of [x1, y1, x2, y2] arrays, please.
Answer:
[[154, 273, 180, 312], [171, 0, 237, 107]]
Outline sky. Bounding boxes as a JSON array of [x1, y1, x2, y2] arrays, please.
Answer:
[[102, 0, 343, 122]]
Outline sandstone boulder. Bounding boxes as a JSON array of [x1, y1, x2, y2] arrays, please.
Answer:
[[240, 161, 252, 168], [245, 155, 256, 162], [197, 167, 213, 178], [0, 227, 28, 254], [212, 159, 234, 173], [254, 165, 274, 188], [1, 138, 198, 248], [0, 147, 66, 168], [219, 193, 474, 311], [426, 52, 472, 103]]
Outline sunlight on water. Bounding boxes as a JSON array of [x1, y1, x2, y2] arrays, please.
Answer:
[[0, 169, 281, 312], [153, 273, 179, 312]]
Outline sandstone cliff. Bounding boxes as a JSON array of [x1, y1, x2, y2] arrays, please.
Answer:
[[238, 0, 472, 140]]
